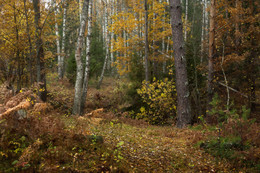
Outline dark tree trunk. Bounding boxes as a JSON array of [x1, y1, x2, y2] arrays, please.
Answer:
[[14, 6, 21, 91], [170, 0, 191, 128], [33, 0, 47, 102]]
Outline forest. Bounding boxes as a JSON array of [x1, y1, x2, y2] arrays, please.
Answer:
[[0, 0, 259, 172]]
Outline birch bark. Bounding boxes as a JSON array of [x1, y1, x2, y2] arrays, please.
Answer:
[[73, 0, 89, 114], [80, 0, 92, 115], [60, 0, 67, 79], [97, 0, 109, 89], [53, 0, 61, 79]]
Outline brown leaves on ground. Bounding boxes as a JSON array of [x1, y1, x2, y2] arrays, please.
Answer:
[[33, 103, 52, 114], [0, 100, 31, 119], [84, 108, 104, 117]]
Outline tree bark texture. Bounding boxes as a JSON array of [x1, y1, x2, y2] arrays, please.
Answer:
[[144, 0, 149, 82], [207, 0, 215, 118], [73, 0, 89, 114], [33, 0, 47, 102], [170, 0, 191, 128], [80, 0, 93, 115], [97, 0, 108, 89], [53, 0, 61, 79], [60, 0, 67, 79]]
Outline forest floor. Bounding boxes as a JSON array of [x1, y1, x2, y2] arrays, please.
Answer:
[[0, 74, 258, 172]]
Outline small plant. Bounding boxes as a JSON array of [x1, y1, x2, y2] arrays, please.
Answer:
[[113, 141, 124, 163]]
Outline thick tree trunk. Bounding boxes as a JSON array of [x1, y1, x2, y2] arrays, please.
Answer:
[[60, 0, 67, 79], [80, 0, 92, 115], [73, 0, 89, 115], [170, 0, 191, 128], [144, 0, 149, 82], [33, 0, 47, 102], [207, 0, 215, 118]]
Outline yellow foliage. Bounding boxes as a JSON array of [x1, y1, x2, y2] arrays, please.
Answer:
[[109, 0, 173, 75], [137, 78, 176, 124]]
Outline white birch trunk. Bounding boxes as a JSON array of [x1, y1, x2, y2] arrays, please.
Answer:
[[80, 0, 92, 114], [73, 0, 89, 115], [161, 0, 166, 74], [53, 0, 61, 79], [79, 0, 82, 22], [97, 0, 109, 89], [110, 1, 114, 75], [60, 0, 67, 79]]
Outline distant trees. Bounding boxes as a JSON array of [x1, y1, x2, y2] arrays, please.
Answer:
[[0, 0, 258, 123]]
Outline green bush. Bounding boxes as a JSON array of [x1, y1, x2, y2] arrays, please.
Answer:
[[201, 136, 246, 159]]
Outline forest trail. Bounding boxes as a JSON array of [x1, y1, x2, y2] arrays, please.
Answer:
[[77, 117, 234, 172], [0, 76, 255, 172], [49, 76, 236, 172]]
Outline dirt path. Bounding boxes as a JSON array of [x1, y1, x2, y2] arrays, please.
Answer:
[[72, 117, 234, 172]]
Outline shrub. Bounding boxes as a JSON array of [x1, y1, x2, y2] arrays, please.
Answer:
[[137, 78, 177, 125], [200, 95, 260, 170]]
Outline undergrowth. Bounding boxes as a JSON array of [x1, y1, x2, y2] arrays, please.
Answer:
[[0, 76, 259, 172], [197, 94, 260, 171]]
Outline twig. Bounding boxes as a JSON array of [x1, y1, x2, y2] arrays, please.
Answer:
[[217, 81, 248, 98]]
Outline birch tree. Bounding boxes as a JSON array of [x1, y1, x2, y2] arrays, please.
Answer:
[[73, 0, 89, 115], [110, 1, 115, 75], [53, 0, 61, 79], [169, 0, 191, 128], [60, 0, 67, 79], [80, 0, 93, 114], [97, 0, 109, 89]]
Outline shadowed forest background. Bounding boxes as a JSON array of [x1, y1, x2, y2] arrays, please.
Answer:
[[0, 0, 259, 172]]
